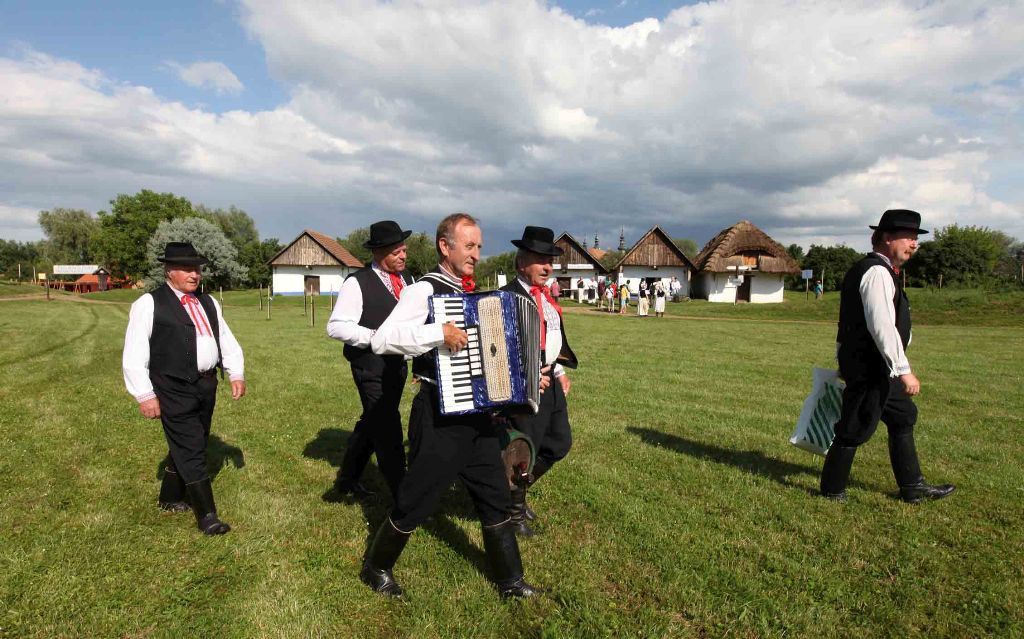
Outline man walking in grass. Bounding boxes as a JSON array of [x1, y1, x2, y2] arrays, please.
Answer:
[[820, 210, 955, 504], [501, 226, 579, 538], [359, 213, 542, 599], [122, 242, 245, 535], [327, 221, 415, 502]]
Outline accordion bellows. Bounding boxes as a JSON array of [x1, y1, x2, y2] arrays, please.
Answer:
[[428, 291, 542, 415]]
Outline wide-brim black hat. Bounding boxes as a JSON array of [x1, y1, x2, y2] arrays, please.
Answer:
[[157, 241, 209, 265], [869, 209, 929, 234], [364, 220, 413, 249], [511, 225, 564, 256]]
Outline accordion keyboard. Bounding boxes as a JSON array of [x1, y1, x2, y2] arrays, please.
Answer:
[[433, 296, 482, 412]]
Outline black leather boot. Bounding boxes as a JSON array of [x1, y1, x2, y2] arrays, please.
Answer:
[[185, 479, 231, 535], [481, 520, 540, 599], [158, 466, 190, 513], [888, 432, 955, 504], [360, 518, 411, 597], [509, 487, 536, 538], [820, 445, 857, 502]]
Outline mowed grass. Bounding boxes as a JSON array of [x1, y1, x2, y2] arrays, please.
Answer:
[[0, 291, 1022, 638]]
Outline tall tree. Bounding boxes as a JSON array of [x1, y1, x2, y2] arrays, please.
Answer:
[[37, 208, 98, 266], [0, 239, 42, 279], [145, 217, 247, 290], [196, 205, 259, 250], [672, 237, 699, 259], [94, 190, 195, 279], [786, 243, 805, 264], [474, 250, 516, 288], [801, 244, 861, 291], [905, 224, 1011, 287], [404, 232, 436, 278], [238, 238, 283, 287], [337, 228, 373, 265]]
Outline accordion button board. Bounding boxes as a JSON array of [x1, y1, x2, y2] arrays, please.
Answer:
[[429, 290, 541, 416]]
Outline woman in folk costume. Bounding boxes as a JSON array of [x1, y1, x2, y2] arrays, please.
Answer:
[[653, 280, 667, 317]]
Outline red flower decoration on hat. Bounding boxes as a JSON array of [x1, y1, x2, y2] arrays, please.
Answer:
[[461, 275, 476, 292]]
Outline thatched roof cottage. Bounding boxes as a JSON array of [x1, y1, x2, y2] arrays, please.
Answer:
[[691, 220, 800, 303]]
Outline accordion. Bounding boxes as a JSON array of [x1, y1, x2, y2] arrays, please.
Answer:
[[428, 290, 542, 416]]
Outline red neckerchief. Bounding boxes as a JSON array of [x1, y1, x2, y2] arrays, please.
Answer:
[[180, 294, 212, 336], [387, 272, 404, 299], [528, 284, 562, 350]]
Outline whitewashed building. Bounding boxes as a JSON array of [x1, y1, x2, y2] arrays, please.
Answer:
[[691, 220, 800, 303], [552, 233, 609, 301], [269, 229, 363, 296], [612, 226, 696, 298]]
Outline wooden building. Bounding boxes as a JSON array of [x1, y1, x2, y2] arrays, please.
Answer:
[[691, 220, 800, 303], [612, 226, 696, 297], [269, 229, 363, 296], [552, 233, 609, 300]]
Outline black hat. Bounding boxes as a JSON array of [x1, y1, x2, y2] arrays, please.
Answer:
[[364, 220, 413, 249], [511, 226, 564, 256], [870, 209, 929, 235], [157, 242, 208, 265]]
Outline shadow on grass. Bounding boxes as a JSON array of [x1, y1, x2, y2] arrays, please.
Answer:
[[626, 426, 861, 495], [154, 434, 245, 482], [302, 427, 489, 577]]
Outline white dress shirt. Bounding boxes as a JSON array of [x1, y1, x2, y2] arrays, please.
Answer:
[[369, 268, 456, 357], [857, 252, 912, 377], [123, 285, 245, 403], [517, 278, 565, 378], [326, 262, 405, 347]]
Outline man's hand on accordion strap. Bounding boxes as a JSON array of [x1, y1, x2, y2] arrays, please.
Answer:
[[442, 322, 469, 353], [538, 366, 552, 394]]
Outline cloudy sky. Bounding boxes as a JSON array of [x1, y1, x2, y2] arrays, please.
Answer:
[[2, 0, 1022, 253]]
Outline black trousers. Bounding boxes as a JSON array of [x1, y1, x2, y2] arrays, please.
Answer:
[[514, 371, 572, 475], [337, 355, 408, 497], [833, 375, 918, 447], [152, 371, 218, 484], [391, 384, 510, 530]]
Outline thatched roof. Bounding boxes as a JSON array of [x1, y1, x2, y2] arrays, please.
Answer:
[[693, 220, 800, 274]]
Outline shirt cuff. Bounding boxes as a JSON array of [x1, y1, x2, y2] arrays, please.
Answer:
[[890, 362, 911, 377], [425, 322, 445, 347], [553, 364, 565, 377], [229, 374, 245, 382], [135, 391, 156, 403]]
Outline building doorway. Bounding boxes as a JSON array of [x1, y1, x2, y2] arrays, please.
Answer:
[[304, 275, 321, 296]]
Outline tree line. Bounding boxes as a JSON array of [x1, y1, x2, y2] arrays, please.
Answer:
[[784, 225, 1024, 291], [0, 190, 283, 289]]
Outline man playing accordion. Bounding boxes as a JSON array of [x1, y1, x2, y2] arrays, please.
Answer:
[[360, 212, 544, 599]]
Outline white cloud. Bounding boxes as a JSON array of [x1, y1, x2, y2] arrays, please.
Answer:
[[0, 205, 42, 241], [1, 0, 1023, 252], [167, 61, 244, 95]]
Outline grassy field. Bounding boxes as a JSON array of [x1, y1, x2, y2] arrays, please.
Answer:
[[1, 289, 1022, 637]]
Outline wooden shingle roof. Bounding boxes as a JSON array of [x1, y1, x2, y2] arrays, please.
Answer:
[[612, 226, 696, 271]]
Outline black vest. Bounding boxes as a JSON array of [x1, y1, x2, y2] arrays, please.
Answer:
[[343, 266, 413, 363], [149, 283, 221, 383], [411, 269, 464, 380], [500, 280, 579, 370], [836, 253, 911, 381]]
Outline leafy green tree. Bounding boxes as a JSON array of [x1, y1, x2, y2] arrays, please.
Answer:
[[197, 205, 259, 250], [905, 224, 1012, 287], [337, 228, 373, 265], [672, 237, 699, 259], [37, 208, 98, 266], [94, 190, 195, 280], [0, 239, 42, 280], [404, 232, 436, 278], [474, 250, 516, 289], [784, 244, 807, 290], [238, 238, 283, 287], [598, 249, 625, 271], [801, 244, 861, 291], [786, 243, 805, 264], [145, 217, 247, 290]]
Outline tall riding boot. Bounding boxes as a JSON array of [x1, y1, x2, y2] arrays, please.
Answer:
[[360, 517, 412, 597], [888, 432, 955, 504], [509, 487, 536, 538], [481, 520, 540, 599], [820, 445, 857, 502], [158, 465, 190, 513], [184, 479, 231, 535]]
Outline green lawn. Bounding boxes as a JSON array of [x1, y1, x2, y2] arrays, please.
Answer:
[[1, 293, 1021, 637], [0, 281, 67, 297]]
